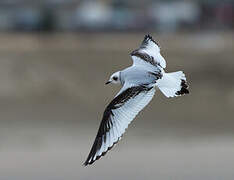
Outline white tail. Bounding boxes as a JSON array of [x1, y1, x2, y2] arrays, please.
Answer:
[[156, 71, 189, 98]]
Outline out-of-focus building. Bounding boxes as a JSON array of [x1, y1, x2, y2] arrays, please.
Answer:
[[75, 1, 112, 30], [149, 1, 200, 32], [0, 0, 233, 32]]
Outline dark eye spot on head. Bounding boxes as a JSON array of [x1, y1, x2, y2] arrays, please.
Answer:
[[113, 76, 118, 81]]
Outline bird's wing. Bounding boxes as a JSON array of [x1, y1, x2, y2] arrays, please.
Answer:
[[84, 84, 155, 166], [131, 34, 166, 68]]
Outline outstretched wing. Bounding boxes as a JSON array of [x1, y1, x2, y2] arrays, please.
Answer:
[[84, 85, 155, 166], [131, 34, 166, 68]]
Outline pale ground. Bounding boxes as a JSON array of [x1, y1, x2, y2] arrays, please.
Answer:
[[0, 32, 233, 180]]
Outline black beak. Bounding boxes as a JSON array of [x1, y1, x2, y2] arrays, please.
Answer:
[[105, 81, 111, 85]]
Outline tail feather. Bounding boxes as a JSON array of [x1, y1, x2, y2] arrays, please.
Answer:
[[175, 79, 189, 96], [156, 71, 189, 98]]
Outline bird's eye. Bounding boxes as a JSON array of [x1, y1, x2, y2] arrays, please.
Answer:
[[113, 76, 118, 81]]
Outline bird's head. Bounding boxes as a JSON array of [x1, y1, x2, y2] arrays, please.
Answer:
[[105, 71, 121, 85]]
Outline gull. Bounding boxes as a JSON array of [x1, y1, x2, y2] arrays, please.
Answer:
[[84, 35, 189, 166]]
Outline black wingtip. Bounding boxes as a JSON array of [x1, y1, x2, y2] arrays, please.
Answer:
[[83, 158, 89, 166], [83, 138, 121, 167], [83, 160, 92, 167], [83, 158, 91, 166], [144, 34, 152, 39], [83, 156, 96, 166], [144, 34, 153, 42], [83, 162, 88, 167], [142, 34, 160, 47]]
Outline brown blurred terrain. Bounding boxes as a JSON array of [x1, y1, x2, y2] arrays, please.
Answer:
[[0, 32, 234, 180]]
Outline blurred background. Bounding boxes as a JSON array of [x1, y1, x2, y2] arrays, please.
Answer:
[[0, 0, 234, 180]]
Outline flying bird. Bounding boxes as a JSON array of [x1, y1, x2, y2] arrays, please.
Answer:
[[84, 35, 189, 166]]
